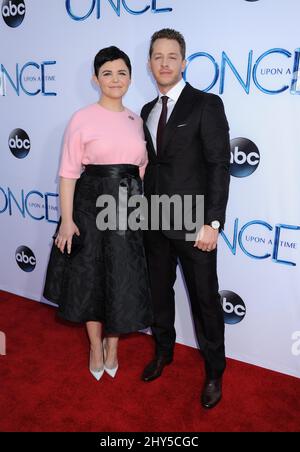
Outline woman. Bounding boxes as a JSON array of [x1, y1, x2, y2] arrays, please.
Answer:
[[43, 47, 152, 381]]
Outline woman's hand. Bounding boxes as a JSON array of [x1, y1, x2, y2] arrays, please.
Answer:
[[55, 220, 80, 255]]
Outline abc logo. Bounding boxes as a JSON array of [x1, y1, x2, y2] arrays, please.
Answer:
[[9, 129, 30, 158], [220, 290, 246, 325], [15, 246, 36, 272], [2, 0, 26, 27], [230, 138, 260, 178]]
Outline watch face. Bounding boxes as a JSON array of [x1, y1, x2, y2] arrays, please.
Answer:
[[211, 221, 220, 229]]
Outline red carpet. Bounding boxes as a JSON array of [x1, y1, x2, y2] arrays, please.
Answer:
[[0, 290, 299, 432]]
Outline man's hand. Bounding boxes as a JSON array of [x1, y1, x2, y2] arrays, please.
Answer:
[[194, 225, 219, 251]]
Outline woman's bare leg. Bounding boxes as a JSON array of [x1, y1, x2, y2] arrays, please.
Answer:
[[104, 335, 119, 369], [86, 321, 103, 370]]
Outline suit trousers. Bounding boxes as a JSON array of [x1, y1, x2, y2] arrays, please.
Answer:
[[144, 229, 226, 379]]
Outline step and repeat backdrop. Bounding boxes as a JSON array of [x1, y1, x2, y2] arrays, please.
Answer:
[[0, 0, 299, 378]]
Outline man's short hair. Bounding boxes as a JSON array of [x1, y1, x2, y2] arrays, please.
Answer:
[[149, 28, 186, 59]]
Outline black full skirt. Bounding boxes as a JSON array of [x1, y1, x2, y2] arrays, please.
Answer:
[[43, 164, 153, 334]]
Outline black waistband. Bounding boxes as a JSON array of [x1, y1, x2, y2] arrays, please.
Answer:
[[84, 164, 139, 178]]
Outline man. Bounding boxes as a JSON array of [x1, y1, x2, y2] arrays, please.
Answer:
[[141, 29, 230, 409]]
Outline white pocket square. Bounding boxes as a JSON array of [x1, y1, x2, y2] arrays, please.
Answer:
[[177, 123, 187, 128]]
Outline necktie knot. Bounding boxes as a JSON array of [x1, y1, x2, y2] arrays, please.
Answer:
[[161, 95, 168, 106]]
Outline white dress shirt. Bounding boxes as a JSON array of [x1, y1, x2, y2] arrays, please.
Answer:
[[147, 78, 186, 152]]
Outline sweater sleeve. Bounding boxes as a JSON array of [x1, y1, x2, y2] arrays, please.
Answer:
[[139, 151, 148, 180], [58, 113, 84, 179]]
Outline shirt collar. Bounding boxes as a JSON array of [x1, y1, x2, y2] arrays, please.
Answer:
[[158, 78, 186, 103]]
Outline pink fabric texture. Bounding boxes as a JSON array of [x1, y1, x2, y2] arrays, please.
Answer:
[[59, 103, 148, 179]]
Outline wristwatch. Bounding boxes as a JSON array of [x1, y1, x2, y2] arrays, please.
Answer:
[[210, 220, 220, 230]]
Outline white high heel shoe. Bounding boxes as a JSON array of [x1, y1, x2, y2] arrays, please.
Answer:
[[104, 363, 119, 378], [103, 338, 119, 378], [89, 350, 104, 381]]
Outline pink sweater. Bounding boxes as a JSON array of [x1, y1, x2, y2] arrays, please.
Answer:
[[59, 103, 148, 179]]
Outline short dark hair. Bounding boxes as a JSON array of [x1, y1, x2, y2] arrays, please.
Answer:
[[149, 28, 186, 59], [94, 46, 132, 77]]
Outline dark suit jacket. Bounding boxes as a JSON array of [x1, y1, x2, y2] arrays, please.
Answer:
[[141, 82, 230, 239]]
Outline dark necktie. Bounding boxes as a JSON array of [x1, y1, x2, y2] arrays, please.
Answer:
[[156, 95, 169, 156]]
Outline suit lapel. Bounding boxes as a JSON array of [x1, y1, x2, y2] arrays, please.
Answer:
[[142, 98, 157, 122], [162, 83, 197, 154], [141, 98, 157, 159], [142, 84, 198, 159]]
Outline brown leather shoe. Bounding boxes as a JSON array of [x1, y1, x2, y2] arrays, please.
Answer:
[[142, 355, 173, 382], [201, 377, 222, 409]]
